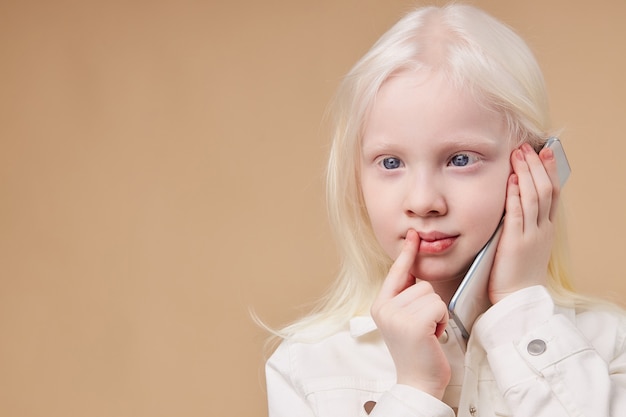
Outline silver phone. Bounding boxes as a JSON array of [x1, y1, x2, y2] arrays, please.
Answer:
[[448, 137, 571, 339]]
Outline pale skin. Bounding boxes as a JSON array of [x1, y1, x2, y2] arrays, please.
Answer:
[[362, 71, 561, 399]]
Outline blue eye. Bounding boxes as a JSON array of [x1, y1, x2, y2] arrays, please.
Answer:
[[449, 153, 471, 167], [381, 157, 403, 170]]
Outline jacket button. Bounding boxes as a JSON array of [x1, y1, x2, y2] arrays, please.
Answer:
[[363, 401, 376, 415], [469, 405, 477, 416], [527, 339, 547, 356]]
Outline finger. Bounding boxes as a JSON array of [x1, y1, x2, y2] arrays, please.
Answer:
[[434, 308, 449, 339], [414, 290, 449, 339], [390, 279, 436, 307], [511, 148, 538, 231], [408, 291, 449, 338], [521, 143, 554, 224], [376, 229, 420, 301], [418, 292, 449, 339], [504, 173, 523, 233], [538, 146, 561, 221], [391, 285, 449, 337]]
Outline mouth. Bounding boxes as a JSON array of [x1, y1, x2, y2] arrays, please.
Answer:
[[407, 231, 459, 254]]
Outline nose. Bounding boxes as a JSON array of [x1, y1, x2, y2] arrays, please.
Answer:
[[403, 171, 447, 217]]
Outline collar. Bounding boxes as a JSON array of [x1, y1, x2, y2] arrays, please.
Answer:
[[349, 316, 378, 338], [348, 314, 471, 347], [555, 303, 577, 322], [347, 301, 574, 341]]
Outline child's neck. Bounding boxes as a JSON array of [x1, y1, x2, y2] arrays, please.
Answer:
[[431, 277, 464, 305]]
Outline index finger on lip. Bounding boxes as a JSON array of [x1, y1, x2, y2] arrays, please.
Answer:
[[377, 229, 420, 300]]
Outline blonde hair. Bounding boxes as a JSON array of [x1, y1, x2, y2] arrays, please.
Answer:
[[272, 4, 617, 342]]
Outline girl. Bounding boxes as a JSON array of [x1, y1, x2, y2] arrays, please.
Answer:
[[265, 4, 626, 416]]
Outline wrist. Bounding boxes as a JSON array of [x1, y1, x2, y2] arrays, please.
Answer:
[[475, 286, 554, 349], [490, 281, 546, 304], [396, 375, 448, 401]]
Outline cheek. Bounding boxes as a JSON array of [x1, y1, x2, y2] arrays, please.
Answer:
[[361, 177, 393, 224], [364, 199, 393, 239], [469, 194, 505, 229], [361, 187, 399, 255], [450, 166, 507, 213], [462, 177, 508, 237]]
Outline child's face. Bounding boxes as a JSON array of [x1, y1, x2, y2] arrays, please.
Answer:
[[360, 70, 514, 288]]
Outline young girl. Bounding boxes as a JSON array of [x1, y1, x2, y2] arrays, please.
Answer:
[[265, 4, 626, 416]]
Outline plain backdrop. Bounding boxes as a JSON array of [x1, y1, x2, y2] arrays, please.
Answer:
[[1, 0, 625, 416]]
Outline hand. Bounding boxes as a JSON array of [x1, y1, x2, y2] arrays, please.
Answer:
[[488, 143, 562, 304], [371, 229, 450, 399]]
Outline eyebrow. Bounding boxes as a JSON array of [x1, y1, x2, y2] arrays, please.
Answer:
[[437, 135, 500, 147], [362, 135, 500, 152]]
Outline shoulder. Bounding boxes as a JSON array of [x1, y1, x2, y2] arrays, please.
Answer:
[[265, 319, 402, 416], [266, 316, 394, 382]]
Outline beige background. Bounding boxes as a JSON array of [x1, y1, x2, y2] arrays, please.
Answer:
[[1, 0, 624, 416]]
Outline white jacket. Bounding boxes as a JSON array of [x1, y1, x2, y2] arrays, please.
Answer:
[[266, 286, 626, 416]]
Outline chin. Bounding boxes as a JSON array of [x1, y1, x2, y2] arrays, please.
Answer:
[[410, 264, 468, 283]]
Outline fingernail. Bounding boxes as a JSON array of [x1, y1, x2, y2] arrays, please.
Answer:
[[522, 143, 534, 154], [541, 147, 554, 160], [515, 149, 524, 161]]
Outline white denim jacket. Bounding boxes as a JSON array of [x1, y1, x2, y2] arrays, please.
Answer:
[[266, 286, 626, 417]]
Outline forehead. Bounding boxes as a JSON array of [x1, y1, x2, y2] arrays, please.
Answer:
[[362, 70, 507, 150]]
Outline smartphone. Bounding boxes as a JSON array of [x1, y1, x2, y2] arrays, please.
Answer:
[[448, 137, 571, 339]]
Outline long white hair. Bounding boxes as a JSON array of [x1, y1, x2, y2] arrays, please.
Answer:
[[272, 4, 611, 342]]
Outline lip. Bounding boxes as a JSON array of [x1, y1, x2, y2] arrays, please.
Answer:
[[414, 231, 459, 254]]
